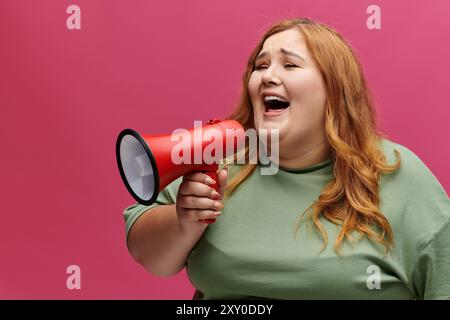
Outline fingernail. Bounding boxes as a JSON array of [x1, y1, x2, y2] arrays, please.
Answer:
[[215, 201, 223, 210], [206, 177, 216, 185], [214, 212, 222, 217], [211, 190, 220, 199]]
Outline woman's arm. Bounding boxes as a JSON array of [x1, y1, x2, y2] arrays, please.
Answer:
[[127, 204, 208, 277]]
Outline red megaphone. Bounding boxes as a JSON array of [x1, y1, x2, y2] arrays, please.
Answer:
[[116, 119, 245, 224]]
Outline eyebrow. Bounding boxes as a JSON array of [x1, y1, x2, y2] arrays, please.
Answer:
[[255, 48, 306, 62]]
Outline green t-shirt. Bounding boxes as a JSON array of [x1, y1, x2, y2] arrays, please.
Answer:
[[123, 138, 450, 300]]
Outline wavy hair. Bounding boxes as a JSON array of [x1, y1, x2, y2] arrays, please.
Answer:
[[224, 18, 401, 254]]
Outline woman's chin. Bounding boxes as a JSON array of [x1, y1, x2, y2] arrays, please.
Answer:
[[256, 123, 288, 146], [257, 119, 288, 134]]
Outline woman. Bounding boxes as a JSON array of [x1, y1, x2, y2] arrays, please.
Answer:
[[123, 18, 450, 299]]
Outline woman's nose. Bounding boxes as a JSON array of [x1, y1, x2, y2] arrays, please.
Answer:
[[261, 66, 281, 86]]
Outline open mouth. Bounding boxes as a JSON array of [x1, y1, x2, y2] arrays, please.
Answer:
[[263, 95, 290, 113]]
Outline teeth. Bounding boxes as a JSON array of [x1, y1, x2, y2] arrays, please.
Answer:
[[264, 95, 288, 103]]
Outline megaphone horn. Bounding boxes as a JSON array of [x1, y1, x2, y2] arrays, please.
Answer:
[[116, 119, 245, 224]]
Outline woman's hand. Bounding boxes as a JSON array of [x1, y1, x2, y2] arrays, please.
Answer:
[[176, 169, 228, 228]]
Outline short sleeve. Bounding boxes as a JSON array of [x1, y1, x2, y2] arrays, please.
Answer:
[[123, 177, 183, 239], [411, 216, 450, 299], [387, 142, 450, 299]]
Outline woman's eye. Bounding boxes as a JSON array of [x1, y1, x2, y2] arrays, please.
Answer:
[[255, 64, 297, 70]]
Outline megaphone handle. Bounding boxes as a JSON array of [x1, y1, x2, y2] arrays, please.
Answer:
[[198, 170, 219, 224]]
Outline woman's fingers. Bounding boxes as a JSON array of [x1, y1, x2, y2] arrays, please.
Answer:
[[179, 196, 224, 211], [176, 169, 226, 224], [217, 168, 228, 200], [178, 180, 220, 199], [184, 209, 222, 221], [183, 171, 216, 186]]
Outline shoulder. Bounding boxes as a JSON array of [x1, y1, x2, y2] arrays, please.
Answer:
[[377, 137, 448, 206], [378, 138, 446, 194], [379, 138, 427, 171], [378, 137, 449, 243]]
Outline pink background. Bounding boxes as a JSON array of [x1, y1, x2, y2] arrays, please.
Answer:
[[0, 0, 449, 299]]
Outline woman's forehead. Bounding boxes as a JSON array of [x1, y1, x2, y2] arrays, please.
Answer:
[[262, 29, 305, 50], [259, 29, 309, 61]]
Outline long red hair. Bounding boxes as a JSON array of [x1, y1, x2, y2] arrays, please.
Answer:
[[224, 18, 401, 254]]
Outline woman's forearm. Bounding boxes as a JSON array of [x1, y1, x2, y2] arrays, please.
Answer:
[[127, 204, 208, 277]]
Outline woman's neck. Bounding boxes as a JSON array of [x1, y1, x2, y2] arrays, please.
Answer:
[[278, 141, 332, 170]]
